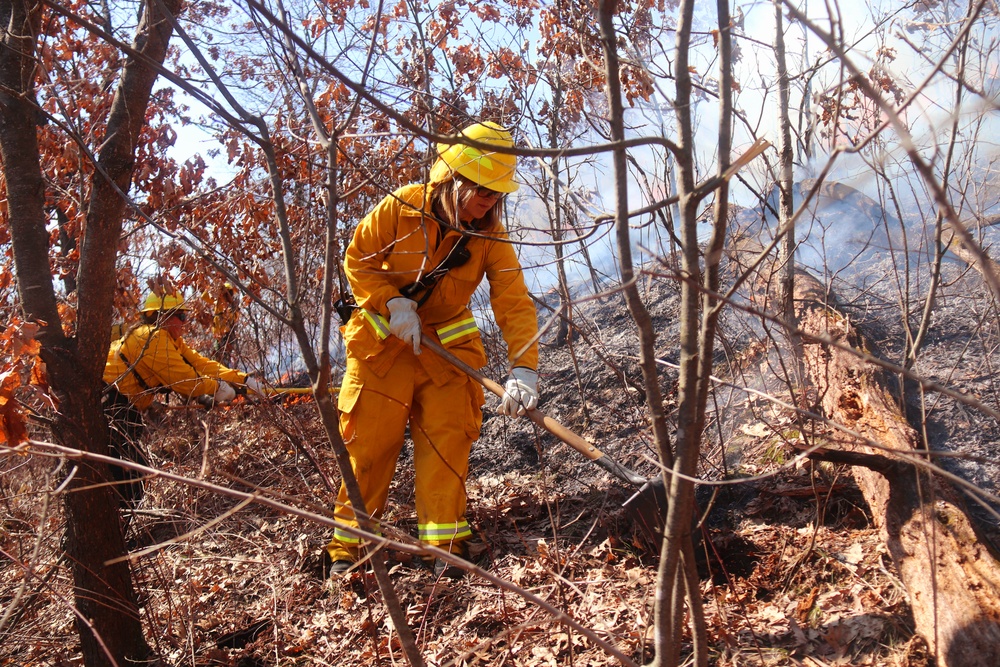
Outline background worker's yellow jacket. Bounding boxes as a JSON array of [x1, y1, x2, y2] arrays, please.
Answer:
[[340, 182, 538, 395], [212, 308, 239, 340], [104, 325, 249, 411]]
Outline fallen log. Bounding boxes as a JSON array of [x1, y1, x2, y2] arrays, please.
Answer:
[[943, 216, 1000, 285], [793, 269, 1000, 667]]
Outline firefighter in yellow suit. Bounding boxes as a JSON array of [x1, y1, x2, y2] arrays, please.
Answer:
[[326, 122, 540, 578], [103, 291, 264, 506]]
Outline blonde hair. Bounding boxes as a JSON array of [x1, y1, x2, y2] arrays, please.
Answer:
[[432, 177, 504, 231]]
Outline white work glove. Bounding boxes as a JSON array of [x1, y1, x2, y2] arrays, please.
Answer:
[[244, 376, 266, 397], [499, 367, 539, 418], [387, 297, 422, 355], [213, 381, 236, 405]]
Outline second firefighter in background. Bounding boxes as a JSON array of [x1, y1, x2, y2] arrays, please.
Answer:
[[104, 290, 264, 507], [326, 121, 540, 577]]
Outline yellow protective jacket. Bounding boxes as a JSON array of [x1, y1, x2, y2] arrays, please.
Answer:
[[104, 324, 248, 411], [341, 182, 538, 388]]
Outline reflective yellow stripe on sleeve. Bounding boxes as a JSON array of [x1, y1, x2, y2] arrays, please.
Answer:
[[436, 317, 478, 345], [362, 309, 391, 340]]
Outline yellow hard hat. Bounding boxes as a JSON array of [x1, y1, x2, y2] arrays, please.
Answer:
[[140, 291, 187, 313], [429, 121, 519, 193]]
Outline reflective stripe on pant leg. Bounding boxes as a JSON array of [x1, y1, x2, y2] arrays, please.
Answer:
[[410, 367, 483, 547], [419, 520, 473, 544]]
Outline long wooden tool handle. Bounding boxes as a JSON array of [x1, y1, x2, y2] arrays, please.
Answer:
[[420, 336, 649, 486]]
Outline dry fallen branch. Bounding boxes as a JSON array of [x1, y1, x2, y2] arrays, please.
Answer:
[[943, 222, 1000, 285]]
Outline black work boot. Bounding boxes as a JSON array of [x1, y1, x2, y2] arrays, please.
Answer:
[[328, 559, 356, 576], [433, 542, 470, 580], [321, 548, 358, 579]]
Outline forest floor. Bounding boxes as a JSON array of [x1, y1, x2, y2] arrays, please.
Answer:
[[2, 261, 997, 666]]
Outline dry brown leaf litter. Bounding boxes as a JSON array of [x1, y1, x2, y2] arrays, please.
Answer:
[[2, 399, 926, 666], [5, 263, 997, 666]]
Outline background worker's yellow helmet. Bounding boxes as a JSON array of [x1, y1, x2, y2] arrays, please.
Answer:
[[429, 121, 519, 194], [140, 291, 187, 313]]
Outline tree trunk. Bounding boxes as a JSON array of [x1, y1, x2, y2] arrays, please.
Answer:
[[1, 0, 183, 664], [773, 0, 795, 324], [793, 270, 1000, 667]]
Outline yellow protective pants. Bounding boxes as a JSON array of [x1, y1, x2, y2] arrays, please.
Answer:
[[326, 351, 483, 562]]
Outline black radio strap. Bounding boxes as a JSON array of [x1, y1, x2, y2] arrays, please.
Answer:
[[400, 233, 471, 306], [119, 351, 152, 392], [337, 230, 472, 324]]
